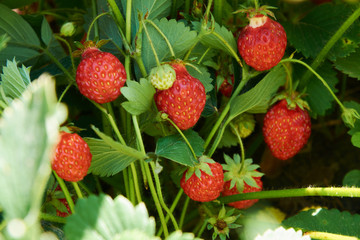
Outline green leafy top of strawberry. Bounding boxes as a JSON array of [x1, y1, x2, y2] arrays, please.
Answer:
[[222, 154, 263, 193], [271, 91, 310, 111], [184, 155, 216, 181], [207, 206, 241, 240]]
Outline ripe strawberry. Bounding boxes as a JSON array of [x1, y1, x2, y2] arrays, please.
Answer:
[[51, 132, 92, 182], [154, 61, 206, 130], [263, 99, 311, 160], [221, 154, 264, 209], [222, 177, 263, 209], [75, 42, 127, 104], [180, 156, 224, 202], [218, 75, 234, 98], [54, 186, 73, 217], [237, 14, 287, 71]]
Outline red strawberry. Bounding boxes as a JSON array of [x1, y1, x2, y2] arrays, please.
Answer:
[[222, 177, 263, 209], [263, 99, 311, 160], [221, 154, 263, 209], [75, 44, 127, 104], [51, 132, 92, 182], [180, 156, 224, 202], [56, 198, 72, 217], [237, 14, 287, 71], [154, 61, 206, 130], [218, 75, 234, 98]]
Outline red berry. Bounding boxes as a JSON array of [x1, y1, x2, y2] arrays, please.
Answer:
[[52, 132, 92, 182], [263, 99, 311, 160], [222, 177, 263, 209], [237, 14, 287, 71], [218, 75, 234, 98], [76, 47, 127, 104], [56, 198, 72, 217], [154, 62, 206, 130], [180, 161, 224, 202]]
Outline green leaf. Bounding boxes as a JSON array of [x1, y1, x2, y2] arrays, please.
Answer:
[[0, 74, 67, 239], [142, 18, 198, 72], [0, 0, 37, 9], [155, 130, 205, 166], [41, 17, 52, 46], [121, 78, 156, 115], [282, 208, 360, 238], [192, 20, 237, 58], [304, 61, 338, 117], [186, 64, 213, 93], [334, 47, 360, 80], [0, 33, 10, 52], [229, 66, 286, 120], [1, 58, 32, 101], [65, 194, 159, 240], [41, 17, 66, 59], [283, 3, 360, 60], [343, 169, 360, 187], [0, 4, 40, 66], [85, 126, 147, 177], [351, 132, 360, 148]]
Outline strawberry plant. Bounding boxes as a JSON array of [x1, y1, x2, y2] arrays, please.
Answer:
[[1, 0, 360, 239]]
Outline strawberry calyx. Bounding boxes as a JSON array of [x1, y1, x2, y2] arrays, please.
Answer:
[[149, 64, 176, 90], [72, 39, 110, 58], [271, 91, 310, 111], [233, 5, 277, 20], [207, 206, 240, 240], [222, 154, 263, 193], [184, 155, 216, 181]]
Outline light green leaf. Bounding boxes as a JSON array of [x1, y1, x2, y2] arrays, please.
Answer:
[[121, 78, 156, 115], [192, 20, 237, 58], [0, 4, 40, 66], [343, 169, 360, 187], [155, 130, 204, 166], [1, 58, 31, 101], [282, 208, 360, 238], [85, 126, 147, 177], [186, 64, 213, 93], [351, 132, 360, 149], [283, 3, 360, 60], [142, 18, 198, 72], [0, 33, 10, 52], [334, 47, 360, 80], [65, 194, 159, 240], [304, 61, 338, 117], [229, 66, 286, 120], [0, 73, 67, 239]]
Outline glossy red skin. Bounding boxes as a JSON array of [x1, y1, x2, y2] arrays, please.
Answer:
[[263, 99, 311, 160], [237, 15, 287, 71], [221, 177, 263, 209], [52, 132, 92, 182], [76, 48, 127, 104], [154, 63, 206, 130], [219, 75, 234, 98], [180, 162, 224, 202]]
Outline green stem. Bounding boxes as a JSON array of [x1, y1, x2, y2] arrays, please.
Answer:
[[230, 122, 246, 172], [77, 181, 93, 196], [53, 171, 75, 214], [94, 175, 103, 194], [219, 187, 360, 204], [281, 58, 346, 111], [301, 7, 360, 86], [130, 162, 142, 203], [145, 163, 169, 237], [179, 196, 190, 229], [39, 213, 66, 224], [54, 35, 76, 74], [157, 189, 184, 236], [150, 162, 179, 230], [204, 0, 214, 22], [166, 117, 198, 160], [106, 0, 126, 33], [196, 219, 208, 238], [184, 0, 191, 14], [128, 167, 136, 204], [58, 82, 73, 103], [306, 231, 359, 240], [43, 48, 75, 82], [211, 31, 242, 67], [87, 12, 109, 41], [125, 0, 132, 79], [91, 0, 99, 40], [72, 182, 84, 199], [145, 20, 176, 58], [123, 168, 130, 198], [197, 47, 211, 64], [171, 0, 178, 18], [281, 62, 293, 95]]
